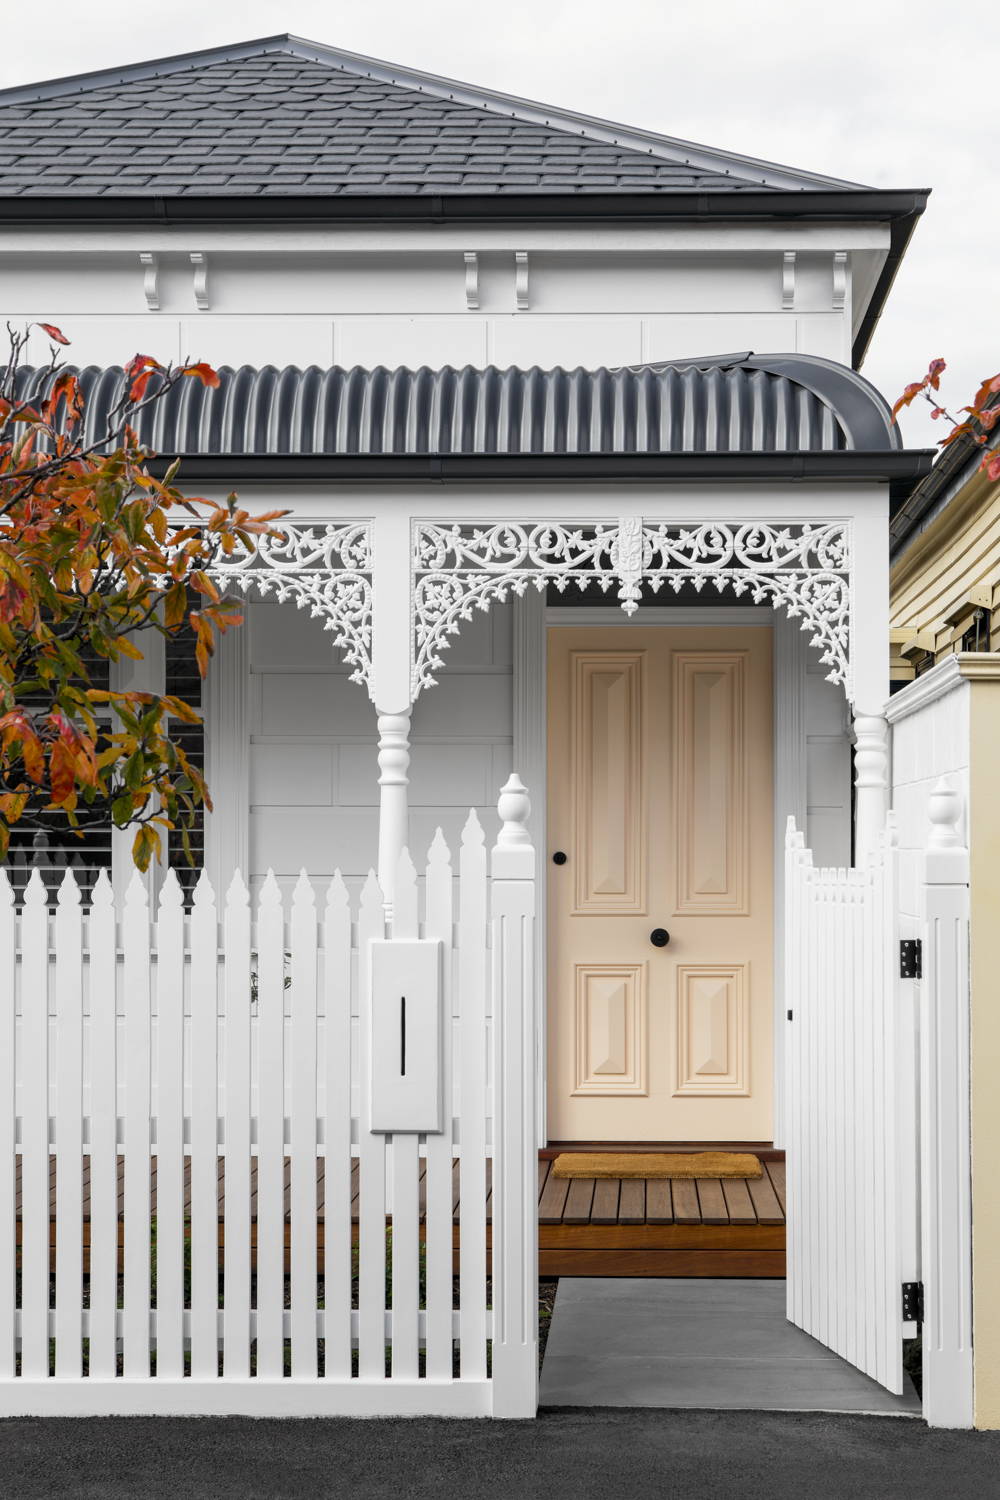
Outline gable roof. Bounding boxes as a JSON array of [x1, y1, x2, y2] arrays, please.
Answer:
[[0, 34, 870, 199]]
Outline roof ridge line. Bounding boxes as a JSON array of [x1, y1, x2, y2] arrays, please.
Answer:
[[0, 33, 871, 192]]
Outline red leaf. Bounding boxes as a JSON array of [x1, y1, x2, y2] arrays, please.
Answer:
[[926, 357, 946, 390], [983, 451, 1000, 482], [891, 381, 927, 420], [36, 322, 70, 346], [181, 362, 221, 389]]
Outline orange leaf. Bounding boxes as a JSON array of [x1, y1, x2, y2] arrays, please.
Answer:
[[181, 362, 221, 389]]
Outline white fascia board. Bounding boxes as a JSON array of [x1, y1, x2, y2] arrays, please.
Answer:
[[0, 223, 893, 257], [192, 481, 884, 525]]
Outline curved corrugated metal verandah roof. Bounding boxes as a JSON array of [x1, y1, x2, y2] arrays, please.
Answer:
[[13, 352, 903, 460]]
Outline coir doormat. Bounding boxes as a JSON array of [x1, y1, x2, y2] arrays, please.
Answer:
[[551, 1151, 763, 1180]]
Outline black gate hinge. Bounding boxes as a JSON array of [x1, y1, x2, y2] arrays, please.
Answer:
[[902, 1281, 924, 1323], [899, 939, 922, 980]]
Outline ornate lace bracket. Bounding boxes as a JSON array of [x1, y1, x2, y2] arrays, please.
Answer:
[[413, 518, 852, 700], [205, 522, 374, 697]]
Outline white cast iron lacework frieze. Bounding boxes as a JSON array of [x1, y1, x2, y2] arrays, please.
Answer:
[[413, 519, 851, 696], [206, 522, 374, 695]]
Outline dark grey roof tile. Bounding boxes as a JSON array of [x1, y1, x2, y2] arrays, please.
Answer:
[[0, 40, 866, 198]]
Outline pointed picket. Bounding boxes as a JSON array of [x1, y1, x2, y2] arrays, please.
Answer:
[[54, 869, 84, 1377], [189, 870, 220, 1379], [122, 871, 152, 1378], [357, 870, 387, 1379], [222, 870, 252, 1377], [20, 870, 50, 1378], [154, 869, 186, 1378], [0, 870, 14, 1379], [423, 829, 455, 1380], [87, 870, 119, 1378], [255, 871, 286, 1379], [322, 870, 352, 1380], [390, 848, 420, 1380], [458, 812, 488, 1380], [289, 871, 318, 1378]]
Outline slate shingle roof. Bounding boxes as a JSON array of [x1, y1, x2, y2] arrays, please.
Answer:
[[0, 35, 869, 198]]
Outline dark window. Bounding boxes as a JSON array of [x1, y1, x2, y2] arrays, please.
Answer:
[[164, 621, 205, 903]]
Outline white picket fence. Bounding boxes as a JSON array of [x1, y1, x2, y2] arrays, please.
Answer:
[[784, 814, 917, 1396], [0, 780, 538, 1417]]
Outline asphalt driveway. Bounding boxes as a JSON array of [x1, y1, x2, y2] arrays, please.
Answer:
[[0, 1409, 998, 1500]]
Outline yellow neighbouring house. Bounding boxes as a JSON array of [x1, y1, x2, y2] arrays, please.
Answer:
[[890, 406, 1000, 1429]]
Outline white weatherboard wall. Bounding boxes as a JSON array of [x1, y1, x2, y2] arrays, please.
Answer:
[[248, 597, 512, 898], [0, 231, 876, 370]]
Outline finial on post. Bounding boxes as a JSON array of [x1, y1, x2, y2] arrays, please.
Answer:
[[497, 774, 531, 847], [492, 774, 534, 878]]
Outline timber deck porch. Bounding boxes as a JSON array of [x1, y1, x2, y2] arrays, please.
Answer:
[[24, 1150, 786, 1279]]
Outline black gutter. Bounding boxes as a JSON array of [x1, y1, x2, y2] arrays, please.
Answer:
[[0, 188, 929, 229], [150, 448, 935, 504]]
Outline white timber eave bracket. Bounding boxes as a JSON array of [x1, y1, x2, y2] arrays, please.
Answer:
[[139, 252, 159, 311]]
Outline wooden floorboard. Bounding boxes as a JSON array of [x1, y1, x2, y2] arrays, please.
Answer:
[[23, 1149, 786, 1278]]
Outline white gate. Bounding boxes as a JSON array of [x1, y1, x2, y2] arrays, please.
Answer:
[[0, 779, 538, 1418], [784, 816, 918, 1395]]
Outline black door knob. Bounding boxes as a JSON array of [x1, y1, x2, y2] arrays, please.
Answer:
[[552, 851, 568, 866], [650, 928, 670, 948]]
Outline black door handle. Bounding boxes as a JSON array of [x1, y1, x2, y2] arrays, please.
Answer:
[[650, 928, 670, 948], [552, 851, 568, 865]]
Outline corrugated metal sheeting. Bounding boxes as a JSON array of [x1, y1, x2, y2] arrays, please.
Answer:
[[12, 353, 901, 457]]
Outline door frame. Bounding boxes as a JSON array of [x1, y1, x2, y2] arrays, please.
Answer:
[[514, 599, 814, 1148]]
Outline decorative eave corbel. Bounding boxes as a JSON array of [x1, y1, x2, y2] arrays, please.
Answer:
[[190, 251, 210, 311], [464, 251, 479, 310], [139, 252, 159, 312], [515, 250, 530, 310], [832, 251, 847, 311], [782, 251, 796, 310]]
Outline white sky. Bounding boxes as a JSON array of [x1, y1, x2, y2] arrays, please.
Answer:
[[1, 0, 993, 451]]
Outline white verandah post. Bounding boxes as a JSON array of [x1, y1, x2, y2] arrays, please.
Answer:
[[371, 513, 414, 916], [490, 774, 539, 1418], [851, 501, 891, 862]]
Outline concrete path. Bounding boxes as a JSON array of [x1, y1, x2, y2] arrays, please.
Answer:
[[0, 1411, 997, 1499], [539, 1278, 921, 1414]]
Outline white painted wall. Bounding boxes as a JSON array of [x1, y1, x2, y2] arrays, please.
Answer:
[[0, 227, 875, 372], [247, 596, 512, 898]]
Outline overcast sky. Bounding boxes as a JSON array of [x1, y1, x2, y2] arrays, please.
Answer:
[[1, 0, 991, 450]]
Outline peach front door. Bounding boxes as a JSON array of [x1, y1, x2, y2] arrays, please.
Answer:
[[547, 625, 774, 1142]]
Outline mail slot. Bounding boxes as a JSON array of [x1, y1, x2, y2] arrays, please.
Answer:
[[369, 939, 443, 1134]]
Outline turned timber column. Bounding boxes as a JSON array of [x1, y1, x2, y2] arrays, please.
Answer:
[[371, 511, 416, 917], [853, 711, 890, 862], [376, 710, 412, 911]]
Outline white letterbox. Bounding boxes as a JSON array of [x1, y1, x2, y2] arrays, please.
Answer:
[[368, 939, 443, 1134]]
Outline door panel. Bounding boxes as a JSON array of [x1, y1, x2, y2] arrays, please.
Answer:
[[674, 653, 748, 914], [547, 625, 773, 1142], [573, 652, 645, 913]]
